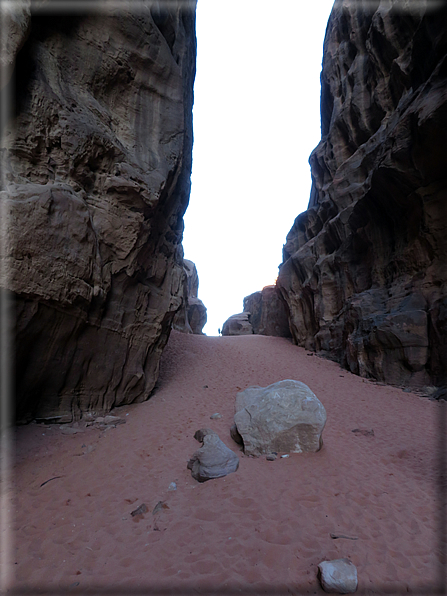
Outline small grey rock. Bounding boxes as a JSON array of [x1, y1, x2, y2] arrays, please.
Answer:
[[210, 413, 222, 419], [318, 558, 358, 593], [351, 428, 374, 437], [131, 503, 148, 517], [266, 454, 277, 461], [433, 386, 447, 401], [60, 426, 82, 435], [188, 428, 239, 482], [104, 415, 125, 426], [82, 412, 96, 422]]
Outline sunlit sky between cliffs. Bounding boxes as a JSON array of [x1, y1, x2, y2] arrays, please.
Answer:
[[182, 0, 335, 336]]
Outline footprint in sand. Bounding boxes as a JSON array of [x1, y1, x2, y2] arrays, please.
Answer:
[[230, 496, 256, 508], [193, 509, 220, 522], [258, 527, 294, 546]]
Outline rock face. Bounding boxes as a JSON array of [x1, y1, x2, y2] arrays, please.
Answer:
[[277, 2, 447, 389], [187, 428, 239, 482], [243, 285, 291, 337], [172, 258, 207, 334], [0, 0, 31, 89], [221, 312, 253, 336], [222, 285, 291, 338], [0, 2, 197, 422], [318, 559, 358, 594], [233, 380, 327, 456]]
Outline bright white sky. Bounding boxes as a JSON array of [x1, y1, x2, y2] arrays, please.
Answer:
[[183, 0, 335, 336]]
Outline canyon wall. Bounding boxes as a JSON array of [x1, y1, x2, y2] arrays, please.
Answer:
[[243, 286, 291, 338], [172, 259, 207, 334], [221, 286, 291, 337], [0, 1, 197, 422], [278, 0, 447, 389]]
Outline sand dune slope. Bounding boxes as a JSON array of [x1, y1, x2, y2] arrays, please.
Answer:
[[4, 331, 445, 594]]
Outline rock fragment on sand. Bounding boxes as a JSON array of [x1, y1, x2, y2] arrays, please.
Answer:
[[351, 428, 374, 437], [234, 380, 327, 456], [318, 558, 358, 593], [210, 413, 222, 419], [103, 415, 125, 426], [187, 428, 239, 482], [152, 501, 169, 515], [60, 426, 82, 435], [131, 503, 148, 517]]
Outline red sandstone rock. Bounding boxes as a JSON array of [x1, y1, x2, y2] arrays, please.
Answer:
[[173, 259, 207, 334], [278, 2, 447, 390], [221, 313, 253, 336], [0, 3, 197, 421], [243, 285, 291, 337]]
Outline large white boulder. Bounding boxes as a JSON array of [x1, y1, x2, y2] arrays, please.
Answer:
[[233, 380, 326, 456]]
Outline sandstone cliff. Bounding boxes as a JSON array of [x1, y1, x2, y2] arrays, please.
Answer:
[[222, 312, 253, 337], [243, 286, 291, 337], [221, 286, 291, 337], [278, 1, 447, 389], [0, 1, 197, 422], [172, 258, 207, 334]]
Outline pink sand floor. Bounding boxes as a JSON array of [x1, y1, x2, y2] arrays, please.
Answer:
[[3, 331, 446, 594]]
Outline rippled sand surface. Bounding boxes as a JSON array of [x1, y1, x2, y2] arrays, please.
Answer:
[[5, 331, 445, 594]]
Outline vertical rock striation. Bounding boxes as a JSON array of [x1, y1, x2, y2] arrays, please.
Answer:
[[172, 258, 207, 334], [278, 1, 447, 389], [0, 1, 197, 421], [243, 286, 291, 337], [221, 286, 291, 337]]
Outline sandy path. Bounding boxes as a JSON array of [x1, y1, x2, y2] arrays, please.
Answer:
[[2, 331, 445, 594]]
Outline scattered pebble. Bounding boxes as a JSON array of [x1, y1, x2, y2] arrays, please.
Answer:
[[210, 413, 222, 419], [152, 501, 169, 515], [280, 454, 290, 458], [131, 503, 148, 517], [104, 415, 125, 426], [60, 427, 82, 435], [266, 454, 277, 461], [351, 428, 374, 437], [330, 532, 358, 540], [168, 482, 177, 491]]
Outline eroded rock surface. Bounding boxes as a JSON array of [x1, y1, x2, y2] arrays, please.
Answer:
[[221, 312, 253, 336], [172, 258, 207, 334], [278, 2, 447, 389], [187, 428, 239, 482], [0, 2, 197, 422], [233, 380, 327, 456], [243, 285, 291, 337], [0, 0, 31, 89]]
